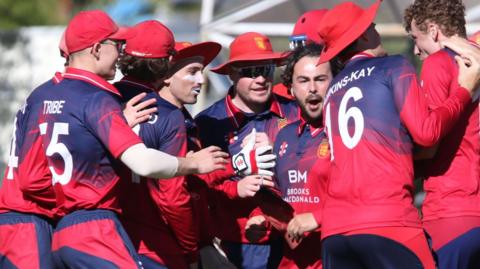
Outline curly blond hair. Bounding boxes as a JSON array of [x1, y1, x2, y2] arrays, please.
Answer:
[[404, 0, 466, 37]]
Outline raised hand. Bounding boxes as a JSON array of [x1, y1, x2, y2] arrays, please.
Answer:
[[232, 128, 276, 177], [123, 92, 158, 127]]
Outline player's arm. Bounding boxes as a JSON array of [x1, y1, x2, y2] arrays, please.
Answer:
[[393, 58, 473, 146], [412, 53, 452, 159]]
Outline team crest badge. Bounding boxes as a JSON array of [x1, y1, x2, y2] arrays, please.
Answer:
[[254, 37, 267, 50], [277, 118, 288, 130], [279, 141, 288, 157], [317, 139, 329, 159]]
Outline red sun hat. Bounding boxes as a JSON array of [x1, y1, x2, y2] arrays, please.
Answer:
[[317, 0, 381, 64], [292, 9, 328, 44], [124, 20, 175, 58], [65, 10, 135, 54], [210, 32, 288, 74], [173, 41, 222, 66]]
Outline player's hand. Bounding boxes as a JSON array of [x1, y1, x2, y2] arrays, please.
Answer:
[[455, 52, 480, 94], [245, 215, 268, 243], [187, 146, 229, 174], [232, 128, 276, 177], [189, 262, 198, 269], [440, 35, 480, 93], [237, 175, 274, 198], [286, 213, 319, 243], [441, 35, 480, 65], [241, 130, 273, 149], [123, 92, 157, 127]]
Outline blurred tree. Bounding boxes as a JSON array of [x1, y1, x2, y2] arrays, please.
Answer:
[[0, 0, 116, 29], [0, 0, 61, 29]]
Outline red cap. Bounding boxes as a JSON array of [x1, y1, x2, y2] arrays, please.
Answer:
[[173, 41, 221, 66], [124, 20, 174, 58], [59, 30, 69, 58], [211, 32, 288, 74], [65, 10, 135, 53], [469, 30, 480, 46], [292, 9, 328, 44], [318, 1, 381, 64]]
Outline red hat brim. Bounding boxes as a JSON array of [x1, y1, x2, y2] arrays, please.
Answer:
[[109, 26, 136, 41], [211, 51, 289, 75], [318, 1, 381, 64], [173, 41, 222, 66]]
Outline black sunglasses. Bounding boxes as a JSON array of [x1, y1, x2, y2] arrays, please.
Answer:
[[288, 34, 308, 50], [236, 64, 275, 78], [100, 39, 124, 53]]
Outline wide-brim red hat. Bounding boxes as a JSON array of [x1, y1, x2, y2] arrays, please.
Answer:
[[317, 0, 381, 64], [211, 32, 288, 75], [173, 41, 221, 66], [292, 9, 328, 44]]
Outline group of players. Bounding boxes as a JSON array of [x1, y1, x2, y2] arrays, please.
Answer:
[[0, 0, 480, 268]]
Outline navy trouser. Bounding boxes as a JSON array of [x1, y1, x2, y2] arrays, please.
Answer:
[[0, 211, 54, 269], [52, 209, 143, 269], [435, 227, 480, 269], [322, 234, 425, 269], [221, 240, 282, 269]]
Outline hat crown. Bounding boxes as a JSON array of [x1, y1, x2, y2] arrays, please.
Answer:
[[125, 20, 174, 58], [292, 9, 327, 43], [320, 2, 365, 48], [229, 32, 274, 61], [65, 10, 118, 53]]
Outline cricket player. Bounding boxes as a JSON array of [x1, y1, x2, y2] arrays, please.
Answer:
[[316, 1, 480, 268], [272, 43, 333, 268], [195, 32, 299, 269], [22, 10, 228, 268], [404, 0, 480, 268]]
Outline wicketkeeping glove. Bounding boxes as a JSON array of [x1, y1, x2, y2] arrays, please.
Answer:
[[232, 128, 276, 177]]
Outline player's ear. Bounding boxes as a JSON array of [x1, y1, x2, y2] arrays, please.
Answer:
[[91, 43, 102, 59], [428, 23, 439, 41]]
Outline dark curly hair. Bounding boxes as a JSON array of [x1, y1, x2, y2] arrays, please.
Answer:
[[404, 0, 466, 37], [118, 53, 172, 81], [281, 43, 340, 87]]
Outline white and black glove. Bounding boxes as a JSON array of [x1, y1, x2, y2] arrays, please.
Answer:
[[232, 128, 276, 177]]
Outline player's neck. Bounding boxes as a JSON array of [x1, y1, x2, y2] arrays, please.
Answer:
[[158, 86, 183, 109]]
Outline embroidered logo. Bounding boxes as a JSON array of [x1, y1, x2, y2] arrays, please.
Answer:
[[279, 141, 288, 157], [254, 37, 267, 50], [277, 118, 288, 130], [317, 138, 330, 159]]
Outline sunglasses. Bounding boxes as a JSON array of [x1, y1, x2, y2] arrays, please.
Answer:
[[236, 64, 275, 78], [100, 39, 124, 53], [288, 34, 308, 50]]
